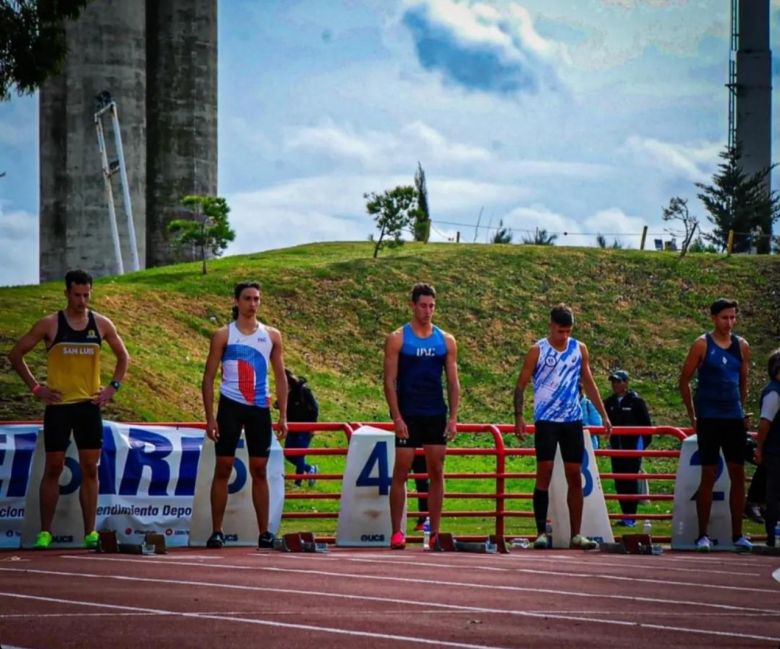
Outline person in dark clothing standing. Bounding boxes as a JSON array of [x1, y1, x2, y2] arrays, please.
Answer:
[[282, 369, 320, 487], [755, 348, 780, 548], [604, 370, 652, 527]]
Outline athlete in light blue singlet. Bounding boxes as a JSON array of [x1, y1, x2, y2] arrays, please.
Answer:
[[514, 304, 610, 550]]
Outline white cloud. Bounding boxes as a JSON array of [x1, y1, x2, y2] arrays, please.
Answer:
[[0, 207, 38, 287], [622, 136, 720, 183]]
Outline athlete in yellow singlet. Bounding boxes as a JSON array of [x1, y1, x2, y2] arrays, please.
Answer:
[[8, 270, 129, 549]]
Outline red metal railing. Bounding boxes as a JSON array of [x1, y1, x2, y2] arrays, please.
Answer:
[[4, 421, 761, 544]]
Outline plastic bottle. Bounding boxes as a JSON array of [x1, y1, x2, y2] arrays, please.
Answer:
[[422, 517, 431, 550], [643, 519, 653, 537], [545, 519, 553, 548]]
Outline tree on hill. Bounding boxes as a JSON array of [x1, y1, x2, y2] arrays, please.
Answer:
[[491, 219, 512, 244], [0, 0, 91, 101], [365, 185, 419, 258], [167, 195, 235, 274], [413, 162, 430, 242], [522, 227, 557, 245], [695, 144, 779, 254], [661, 196, 699, 258]]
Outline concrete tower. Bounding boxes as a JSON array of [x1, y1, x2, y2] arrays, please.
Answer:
[[39, 0, 217, 282], [146, 0, 218, 267]]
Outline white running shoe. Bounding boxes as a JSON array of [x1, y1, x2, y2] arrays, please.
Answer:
[[570, 534, 598, 550], [533, 533, 549, 549], [733, 536, 753, 552], [696, 535, 712, 552]]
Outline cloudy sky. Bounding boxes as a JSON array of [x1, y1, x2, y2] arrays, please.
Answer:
[[1, 0, 779, 286]]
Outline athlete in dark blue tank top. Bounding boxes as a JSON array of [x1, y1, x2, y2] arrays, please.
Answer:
[[384, 283, 460, 550], [396, 323, 448, 417], [679, 298, 752, 551], [696, 333, 743, 419]]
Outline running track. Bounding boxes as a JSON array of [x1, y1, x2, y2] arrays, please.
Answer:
[[1, 547, 779, 648]]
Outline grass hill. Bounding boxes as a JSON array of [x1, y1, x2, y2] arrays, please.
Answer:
[[1, 242, 779, 426]]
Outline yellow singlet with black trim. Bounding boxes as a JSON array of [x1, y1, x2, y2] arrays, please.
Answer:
[[47, 310, 102, 404]]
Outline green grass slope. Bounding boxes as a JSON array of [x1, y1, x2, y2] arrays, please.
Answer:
[[1, 241, 778, 426]]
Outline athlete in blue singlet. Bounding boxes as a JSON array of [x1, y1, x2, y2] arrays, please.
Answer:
[[680, 298, 753, 552], [513, 304, 611, 550], [201, 282, 289, 550], [384, 283, 460, 550]]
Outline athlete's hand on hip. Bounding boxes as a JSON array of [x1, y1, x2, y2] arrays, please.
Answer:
[[393, 416, 409, 440], [446, 418, 457, 442], [93, 385, 117, 407], [206, 418, 219, 442], [36, 385, 62, 405], [275, 417, 288, 441], [514, 417, 526, 440]]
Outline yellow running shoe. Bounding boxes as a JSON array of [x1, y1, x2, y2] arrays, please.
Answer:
[[34, 530, 53, 549], [84, 530, 99, 549]]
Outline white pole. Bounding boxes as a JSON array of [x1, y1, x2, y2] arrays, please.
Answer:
[[94, 113, 124, 275], [109, 103, 140, 271]]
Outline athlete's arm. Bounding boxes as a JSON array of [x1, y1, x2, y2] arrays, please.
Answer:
[[268, 327, 288, 441], [755, 392, 779, 465], [739, 337, 751, 422], [580, 344, 611, 435], [513, 344, 539, 438], [7, 315, 62, 404], [94, 314, 130, 406], [679, 337, 705, 431], [383, 329, 407, 439], [202, 327, 228, 441], [444, 333, 460, 442]]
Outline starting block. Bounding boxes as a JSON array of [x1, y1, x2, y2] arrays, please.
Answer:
[[489, 534, 511, 554], [99, 530, 167, 555], [273, 532, 328, 553], [433, 532, 497, 554], [97, 530, 118, 553]]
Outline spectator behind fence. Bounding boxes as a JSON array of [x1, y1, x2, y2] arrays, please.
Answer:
[[604, 369, 652, 527], [679, 298, 753, 552], [513, 303, 611, 550], [280, 369, 320, 487], [411, 454, 430, 531], [755, 348, 780, 548]]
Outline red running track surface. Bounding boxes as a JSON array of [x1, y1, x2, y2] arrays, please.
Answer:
[[1, 546, 779, 648]]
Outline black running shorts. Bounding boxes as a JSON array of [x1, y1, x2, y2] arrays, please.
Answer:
[[395, 413, 448, 448], [534, 420, 584, 464], [43, 401, 103, 453], [696, 418, 746, 466], [215, 394, 273, 458]]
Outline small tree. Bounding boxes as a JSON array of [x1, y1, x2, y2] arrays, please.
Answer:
[[662, 196, 699, 258], [1, 1, 91, 101], [365, 185, 419, 258], [522, 227, 557, 245], [413, 162, 431, 242], [167, 195, 235, 274], [491, 219, 512, 244], [695, 144, 779, 254]]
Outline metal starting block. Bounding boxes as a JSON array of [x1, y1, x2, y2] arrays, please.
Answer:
[[489, 534, 511, 554], [273, 532, 328, 553], [433, 532, 497, 554]]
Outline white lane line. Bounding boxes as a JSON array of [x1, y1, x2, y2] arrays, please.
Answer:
[[2, 564, 779, 642], [239, 553, 780, 595], [327, 553, 761, 578], [1, 577, 778, 646], [774, 567, 780, 584], [0, 591, 508, 649]]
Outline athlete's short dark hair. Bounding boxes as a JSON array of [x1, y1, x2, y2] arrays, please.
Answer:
[[411, 283, 436, 303], [232, 281, 261, 320], [64, 269, 93, 289], [234, 281, 261, 299], [710, 298, 738, 315], [768, 348, 780, 380], [550, 303, 574, 327]]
